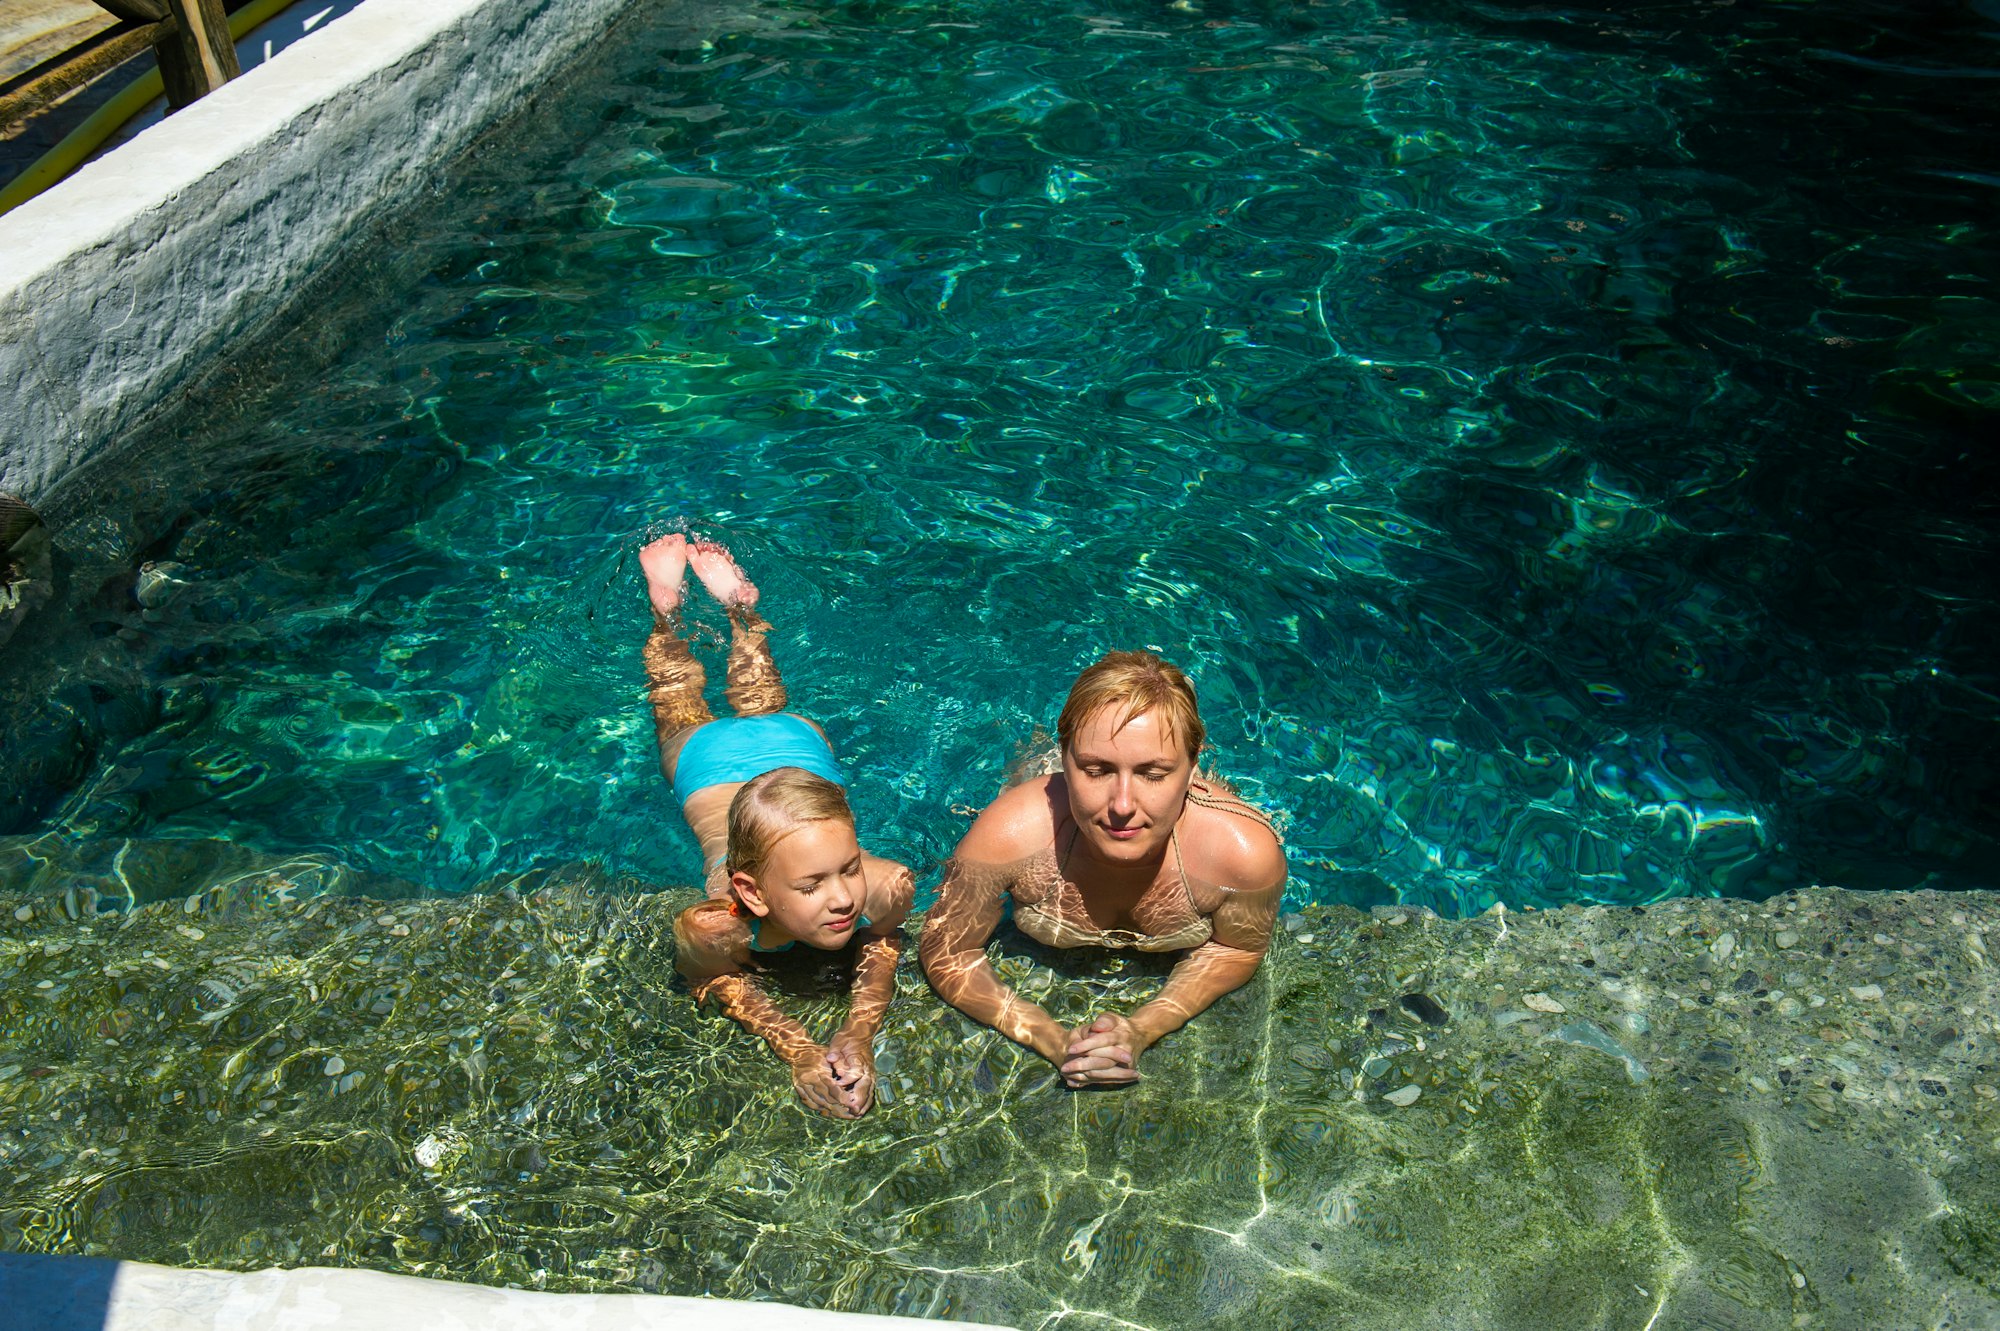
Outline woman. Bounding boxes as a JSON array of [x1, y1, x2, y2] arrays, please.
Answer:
[[918, 651, 1285, 1087]]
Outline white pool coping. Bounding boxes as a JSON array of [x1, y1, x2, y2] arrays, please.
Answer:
[[0, 1253, 1013, 1329], [0, 0, 636, 505]]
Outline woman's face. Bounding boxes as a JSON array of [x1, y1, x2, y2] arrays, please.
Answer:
[[1062, 705, 1195, 866]]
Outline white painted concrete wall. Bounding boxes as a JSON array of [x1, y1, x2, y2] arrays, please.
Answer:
[[0, 1253, 1014, 1330], [0, 0, 635, 505]]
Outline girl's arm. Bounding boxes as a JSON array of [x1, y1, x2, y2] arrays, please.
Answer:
[[673, 903, 856, 1118], [839, 858, 916, 1041], [825, 858, 915, 1113]]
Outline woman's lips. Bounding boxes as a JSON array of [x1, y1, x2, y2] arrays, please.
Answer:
[[1102, 825, 1144, 840]]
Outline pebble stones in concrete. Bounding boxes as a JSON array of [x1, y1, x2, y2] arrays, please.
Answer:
[[1, 854, 1996, 1329]]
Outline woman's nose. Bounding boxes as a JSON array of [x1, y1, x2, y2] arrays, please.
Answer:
[[1108, 776, 1136, 816]]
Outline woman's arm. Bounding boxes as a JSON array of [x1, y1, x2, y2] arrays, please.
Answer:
[[919, 783, 1073, 1064], [918, 855, 1071, 1067], [1127, 938, 1269, 1047], [1061, 837, 1286, 1087]]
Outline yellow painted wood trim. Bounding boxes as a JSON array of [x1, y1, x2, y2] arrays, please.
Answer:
[[0, 0, 303, 219]]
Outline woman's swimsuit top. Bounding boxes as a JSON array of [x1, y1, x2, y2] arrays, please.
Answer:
[[1009, 781, 1277, 952], [671, 713, 845, 807]]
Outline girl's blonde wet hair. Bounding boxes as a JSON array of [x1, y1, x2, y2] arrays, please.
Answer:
[[725, 766, 855, 879], [1056, 650, 1206, 762]]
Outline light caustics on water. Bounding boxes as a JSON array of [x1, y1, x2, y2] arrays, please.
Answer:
[[3, 3, 2000, 1327], [2, 870, 1994, 1326], [1, 0, 1996, 921]]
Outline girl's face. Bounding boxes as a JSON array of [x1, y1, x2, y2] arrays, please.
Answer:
[[732, 818, 867, 949], [1061, 705, 1195, 866]]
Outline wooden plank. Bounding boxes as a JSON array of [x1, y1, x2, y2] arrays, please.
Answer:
[[0, 20, 170, 133], [94, 1, 171, 22], [156, 0, 236, 111], [1, 12, 123, 89]]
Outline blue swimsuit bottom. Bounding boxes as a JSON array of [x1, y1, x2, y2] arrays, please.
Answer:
[[670, 713, 845, 808]]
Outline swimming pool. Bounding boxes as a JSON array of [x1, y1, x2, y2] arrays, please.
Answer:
[[2, 0, 1996, 918], [4, 1, 2000, 1324]]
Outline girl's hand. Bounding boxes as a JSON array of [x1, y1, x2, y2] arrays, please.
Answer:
[[1060, 1013, 1143, 1088], [788, 1045, 861, 1119], [825, 1030, 877, 1116]]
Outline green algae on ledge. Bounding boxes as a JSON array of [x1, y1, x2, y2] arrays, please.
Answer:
[[1, 864, 1996, 1329]]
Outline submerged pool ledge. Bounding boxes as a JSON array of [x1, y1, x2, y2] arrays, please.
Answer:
[[0, 0, 637, 505], [2, 857, 1997, 1326], [0, 1252, 1013, 1330]]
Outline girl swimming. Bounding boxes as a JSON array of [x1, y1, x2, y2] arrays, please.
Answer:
[[639, 534, 913, 1119]]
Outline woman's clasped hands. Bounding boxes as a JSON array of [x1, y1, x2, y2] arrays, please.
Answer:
[[1058, 1011, 1145, 1088]]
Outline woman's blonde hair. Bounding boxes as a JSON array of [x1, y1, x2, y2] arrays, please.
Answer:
[[1056, 650, 1205, 762], [726, 767, 855, 878]]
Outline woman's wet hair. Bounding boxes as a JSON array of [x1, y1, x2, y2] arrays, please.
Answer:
[[726, 767, 855, 878], [1056, 650, 1205, 762]]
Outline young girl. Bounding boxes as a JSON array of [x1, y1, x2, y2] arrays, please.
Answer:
[[638, 534, 912, 1119]]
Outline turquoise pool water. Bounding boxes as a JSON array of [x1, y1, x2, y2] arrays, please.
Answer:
[[3, 0, 1996, 914]]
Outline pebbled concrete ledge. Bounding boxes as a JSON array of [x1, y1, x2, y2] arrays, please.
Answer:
[[2, 854, 1997, 1328], [0, 0, 636, 505], [0, 1252, 1014, 1330]]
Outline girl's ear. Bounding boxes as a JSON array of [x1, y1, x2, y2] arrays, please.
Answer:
[[731, 871, 771, 917]]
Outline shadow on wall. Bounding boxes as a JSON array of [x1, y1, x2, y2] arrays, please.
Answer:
[[0, 1253, 118, 1331], [0, 492, 50, 651]]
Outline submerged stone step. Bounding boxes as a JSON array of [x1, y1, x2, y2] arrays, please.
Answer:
[[0, 877, 1995, 1327]]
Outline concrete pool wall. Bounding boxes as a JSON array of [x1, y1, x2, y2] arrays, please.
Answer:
[[0, 0, 639, 507]]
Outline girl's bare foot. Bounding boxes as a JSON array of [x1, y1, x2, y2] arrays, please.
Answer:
[[639, 534, 689, 620], [689, 541, 759, 610]]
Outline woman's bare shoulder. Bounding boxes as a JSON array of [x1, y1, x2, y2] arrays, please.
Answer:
[[1186, 786, 1286, 893], [955, 775, 1061, 862]]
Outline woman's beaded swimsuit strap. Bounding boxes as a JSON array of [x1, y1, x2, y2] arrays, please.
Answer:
[[1169, 824, 1196, 914], [1185, 780, 1281, 841]]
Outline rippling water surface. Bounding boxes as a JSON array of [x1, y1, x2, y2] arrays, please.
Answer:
[[3, 0, 1997, 912]]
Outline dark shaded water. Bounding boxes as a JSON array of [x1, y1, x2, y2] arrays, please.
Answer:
[[2, 0, 1996, 913]]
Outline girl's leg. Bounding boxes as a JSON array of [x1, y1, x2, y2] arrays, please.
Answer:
[[689, 542, 790, 717], [639, 536, 714, 773], [723, 604, 789, 717]]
